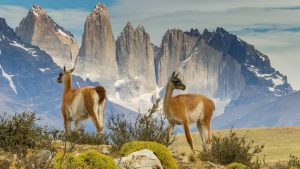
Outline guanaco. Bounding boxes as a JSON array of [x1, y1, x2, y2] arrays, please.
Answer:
[[163, 71, 214, 153], [57, 66, 106, 133]]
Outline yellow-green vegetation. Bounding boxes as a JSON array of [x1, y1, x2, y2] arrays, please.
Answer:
[[172, 127, 300, 162], [289, 167, 299, 169], [119, 141, 179, 169], [55, 150, 117, 169], [226, 162, 248, 169]]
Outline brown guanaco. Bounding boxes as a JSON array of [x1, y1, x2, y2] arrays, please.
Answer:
[[57, 66, 106, 134], [163, 71, 214, 153]]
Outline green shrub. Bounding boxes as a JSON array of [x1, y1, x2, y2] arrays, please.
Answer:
[[119, 141, 178, 169], [77, 150, 117, 169], [107, 99, 175, 151], [55, 150, 117, 169], [55, 152, 79, 169], [226, 162, 248, 169], [0, 112, 54, 168], [200, 129, 264, 168], [269, 155, 300, 169], [49, 127, 109, 145]]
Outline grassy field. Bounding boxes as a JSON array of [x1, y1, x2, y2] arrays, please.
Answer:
[[171, 126, 300, 162]]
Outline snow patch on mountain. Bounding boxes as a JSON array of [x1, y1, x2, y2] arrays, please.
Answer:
[[0, 64, 17, 94], [57, 28, 71, 38], [10, 41, 38, 56], [246, 64, 285, 92], [39, 68, 50, 72]]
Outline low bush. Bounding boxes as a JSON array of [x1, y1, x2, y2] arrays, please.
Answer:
[[119, 141, 178, 169], [0, 112, 54, 168], [107, 99, 175, 150], [55, 150, 117, 169], [200, 129, 264, 168], [226, 162, 248, 169], [50, 128, 109, 145], [268, 155, 300, 169], [0, 159, 10, 169]]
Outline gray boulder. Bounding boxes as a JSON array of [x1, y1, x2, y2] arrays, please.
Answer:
[[115, 149, 163, 169]]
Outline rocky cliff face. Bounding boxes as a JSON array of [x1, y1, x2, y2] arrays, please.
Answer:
[[156, 29, 244, 100], [15, 4, 79, 67], [78, 3, 118, 82], [156, 28, 293, 102], [116, 22, 156, 95], [201, 27, 293, 104]]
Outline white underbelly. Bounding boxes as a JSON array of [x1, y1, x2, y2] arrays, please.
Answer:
[[68, 93, 89, 121], [187, 102, 204, 123]]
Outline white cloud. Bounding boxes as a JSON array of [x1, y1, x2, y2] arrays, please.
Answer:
[[0, 5, 27, 28]]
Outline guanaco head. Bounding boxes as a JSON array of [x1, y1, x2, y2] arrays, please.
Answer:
[[57, 66, 75, 83], [169, 71, 186, 90]]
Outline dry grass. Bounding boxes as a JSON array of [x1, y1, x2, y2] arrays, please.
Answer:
[[171, 126, 300, 162]]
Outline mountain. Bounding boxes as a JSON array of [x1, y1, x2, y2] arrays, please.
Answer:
[[77, 3, 118, 82], [15, 4, 79, 68], [0, 17, 135, 129], [213, 91, 300, 128], [155, 28, 293, 117], [115, 22, 156, 99], [156, 29, 244, 101]]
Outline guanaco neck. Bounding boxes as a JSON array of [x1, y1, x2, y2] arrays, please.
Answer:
[[63, 73, 72, 93], [163, 81, 174, 113]]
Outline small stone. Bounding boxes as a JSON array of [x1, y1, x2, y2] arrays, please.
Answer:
[[101, 149, 110, 155]]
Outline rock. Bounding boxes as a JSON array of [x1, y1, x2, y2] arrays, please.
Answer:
[[16, 4, 79, 67], [101, 149, 110, 155], [115, 149, 163, 169], [116, 22, 156, 96], [156, 29, 244, 100], [32, 150, 53, 164], [77, 3, 118, 82]]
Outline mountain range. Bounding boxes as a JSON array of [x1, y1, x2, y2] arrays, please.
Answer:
[[0, 3, 298, 129]]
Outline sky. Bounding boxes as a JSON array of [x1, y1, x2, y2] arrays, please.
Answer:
[[0, 0, 300, 90]]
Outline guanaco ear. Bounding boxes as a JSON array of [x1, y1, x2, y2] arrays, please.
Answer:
[[171, 71, 176, 78], [70, 67, 75, 73], [175, 72, 179, 78], [63, 66, 66, 72]]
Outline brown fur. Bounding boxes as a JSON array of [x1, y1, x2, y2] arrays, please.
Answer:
[[163, 72, 215, 153], [95, 86, 106, 103], [58, 70, 106, 133]]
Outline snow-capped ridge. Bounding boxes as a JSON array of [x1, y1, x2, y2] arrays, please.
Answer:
[[0, 64, 17, 94]]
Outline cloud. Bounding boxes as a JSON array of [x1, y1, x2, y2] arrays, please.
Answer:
[[0, 5, 27, 28]]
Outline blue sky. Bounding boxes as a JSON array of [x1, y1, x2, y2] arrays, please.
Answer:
[[0, 0, 115, 9], [0, 0, 300, 90]]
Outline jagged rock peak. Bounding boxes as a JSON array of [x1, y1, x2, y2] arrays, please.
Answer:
[[15, 4, 79, 67], [30, 4, 46, 16], [77, 2, 118, 82], [92, 3, 108, 15], [116, 21, 156, 95], [124, 21, 134, 31], [184, 28, 200, 36]]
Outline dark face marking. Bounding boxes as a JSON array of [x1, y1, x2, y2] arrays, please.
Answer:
[[57, 71, 65, 83], [171, 73, 186, 90]]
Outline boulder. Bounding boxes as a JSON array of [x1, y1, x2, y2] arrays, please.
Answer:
[[115, 149, 163, 169]]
